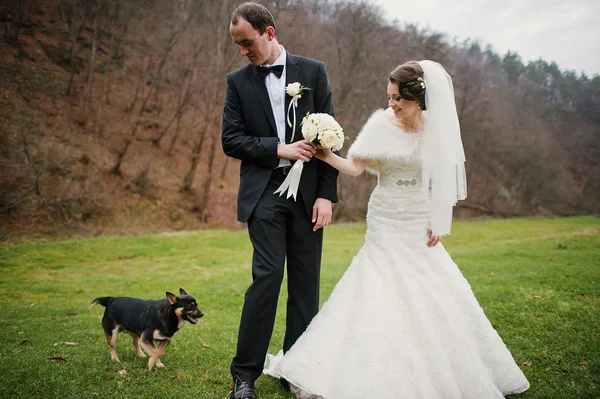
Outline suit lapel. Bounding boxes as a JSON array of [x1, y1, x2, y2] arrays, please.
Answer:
[[285, 53, 300, 143], [249, 67, 277, 136]]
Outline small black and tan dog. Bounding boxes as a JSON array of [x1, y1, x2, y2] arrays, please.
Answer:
[[89, 288, 203, 370]]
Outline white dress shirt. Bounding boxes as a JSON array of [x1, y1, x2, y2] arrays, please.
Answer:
[[264, 47, 290, 168]]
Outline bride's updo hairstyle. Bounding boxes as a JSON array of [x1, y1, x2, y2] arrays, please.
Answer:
[[388, 61, 427, 110]]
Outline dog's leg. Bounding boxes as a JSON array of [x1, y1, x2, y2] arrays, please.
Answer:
[[154, 340, 170, 368], [139, 338, 159, 370], [106, 326, 121, 362], [129, 333, 146, 358]]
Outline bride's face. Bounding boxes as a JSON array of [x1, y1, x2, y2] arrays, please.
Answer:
[[387, 82, 420, 120]]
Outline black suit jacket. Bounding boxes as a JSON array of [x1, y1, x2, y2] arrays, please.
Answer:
[[222, 52, 339, 222]]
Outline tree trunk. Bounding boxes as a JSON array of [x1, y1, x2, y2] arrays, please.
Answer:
[[153, 43, 202, 147], [127, 56, 150, 112], [200, 130, 219, 222], [219, 156, 229, 182], [85, 0, 101, 112], [65, 0, 78, 96], [95, 27, 113, 134], [64, 0, 91, 97], [112, 25, 187, 175], [167, 107, 183, 155], [182, 117, 211, 192], [9, 0, 26, 42]]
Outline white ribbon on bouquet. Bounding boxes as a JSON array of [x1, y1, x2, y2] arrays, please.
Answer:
[[273, 159, 304, 201], [274, 83, 310, 201]]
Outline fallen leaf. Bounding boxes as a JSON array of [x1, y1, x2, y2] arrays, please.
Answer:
[[579, 361, 588, 367], [64, 342, 79, 346], [19, 339, 29, 345], [533, 296, 542, 299], [28, 346, 35, 350], [117, 369, 127, 377], [522, 361, 532, 367], [202, 344, 210, 348], [47, 356, 67, 362], [490, 272, 495, 276], [118, 255, 132, 260]]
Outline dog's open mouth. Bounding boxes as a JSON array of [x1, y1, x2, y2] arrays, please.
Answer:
[[184, 314, 201, 324]]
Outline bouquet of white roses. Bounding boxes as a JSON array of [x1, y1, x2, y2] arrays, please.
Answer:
[[274, 112, 346, 200], [300, 112, 345, 151]]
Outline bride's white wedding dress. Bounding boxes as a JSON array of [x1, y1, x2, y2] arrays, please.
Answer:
[[263, 110, 530, 399]]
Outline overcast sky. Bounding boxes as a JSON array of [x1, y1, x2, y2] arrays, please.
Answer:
[[377, 0, 600, 76]]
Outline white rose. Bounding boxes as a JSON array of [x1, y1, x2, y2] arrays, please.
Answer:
[[317, 114, 343, 134], [286, 82, 302, 97], [305, 114, 318, 126], [330, 133, 344, 151], [319, 130, 342, 150], [319, 129, 345, 151], [302, 121, 319, 142], [315, 113, 334, 126]]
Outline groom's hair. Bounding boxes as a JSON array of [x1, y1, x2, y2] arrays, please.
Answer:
[[231, 2, 276, 34]]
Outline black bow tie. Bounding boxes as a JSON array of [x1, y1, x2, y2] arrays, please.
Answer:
[[257, 64, 284, 80]]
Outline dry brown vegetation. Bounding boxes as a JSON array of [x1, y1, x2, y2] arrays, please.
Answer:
[[1, 0, 598, 241]]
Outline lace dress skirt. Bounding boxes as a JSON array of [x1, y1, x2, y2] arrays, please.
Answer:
[[264, 162, 530, 399]]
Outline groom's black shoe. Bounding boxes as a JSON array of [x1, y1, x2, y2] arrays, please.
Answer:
[[230, 378, 256, 399]]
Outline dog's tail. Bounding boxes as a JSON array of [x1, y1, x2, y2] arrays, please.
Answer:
[[89, 297, 112, 310]]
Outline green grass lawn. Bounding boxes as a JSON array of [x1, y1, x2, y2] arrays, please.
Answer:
[[0, 216, 598, 399]]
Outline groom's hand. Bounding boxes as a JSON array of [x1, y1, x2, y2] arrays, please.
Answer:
[[277, 141, 316, 162], [312, 198, 332, 231]]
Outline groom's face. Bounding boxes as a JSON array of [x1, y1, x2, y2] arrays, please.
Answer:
[[230, 18, 273, 66]]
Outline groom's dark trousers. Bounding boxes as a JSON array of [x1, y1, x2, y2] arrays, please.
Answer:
[[222, 52, 338, 383]]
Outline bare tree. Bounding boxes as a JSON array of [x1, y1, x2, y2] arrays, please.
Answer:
[[94, 27, 113, 134], [1, 0, 29, 42], [110, 16, 192, 176], [151, 42, 204, 150], [178, 0, 239, 221], [3, 0, 599, 237], [85, 0, 103, 111], [61, 0, 93, 96]]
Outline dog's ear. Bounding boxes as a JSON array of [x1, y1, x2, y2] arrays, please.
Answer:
[[166, 292, 178, 305], [179, 288, 188, 296]]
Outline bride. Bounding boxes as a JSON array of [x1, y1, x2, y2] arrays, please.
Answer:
[[263, 60, 530, 398]]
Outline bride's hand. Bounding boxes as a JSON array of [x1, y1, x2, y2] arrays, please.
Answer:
[[427, 229, 441, 247], [313, 146, 332, 161]]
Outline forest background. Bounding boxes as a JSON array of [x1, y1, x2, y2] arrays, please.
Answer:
[[1, 0, 598, 240]]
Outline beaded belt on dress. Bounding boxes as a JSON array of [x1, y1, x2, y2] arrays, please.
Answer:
[[378, 175, 420, 187], [395, 179, 418, 187]]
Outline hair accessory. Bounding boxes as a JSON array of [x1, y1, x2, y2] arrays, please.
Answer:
[[405, 77, 426, 89]]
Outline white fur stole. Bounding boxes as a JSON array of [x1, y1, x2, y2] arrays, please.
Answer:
[[347, 108, 420, 175]]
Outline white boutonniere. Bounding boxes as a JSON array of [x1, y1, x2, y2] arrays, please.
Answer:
[[285, 82, 311, 143]]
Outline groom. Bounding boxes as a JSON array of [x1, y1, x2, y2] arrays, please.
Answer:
[[222, 2, 338, 399]]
